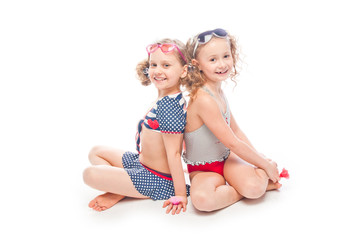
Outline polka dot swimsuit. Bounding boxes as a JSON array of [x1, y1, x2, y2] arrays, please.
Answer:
[[122, 152, 190, 200], [136, 92, 186, 153], [124, 92, 189, 200]]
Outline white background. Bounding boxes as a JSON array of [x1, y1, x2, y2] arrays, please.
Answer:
[[1, 0, 360, 239]]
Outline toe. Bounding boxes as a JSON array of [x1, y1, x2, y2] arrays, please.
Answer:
[[88, 199, 97, 208]]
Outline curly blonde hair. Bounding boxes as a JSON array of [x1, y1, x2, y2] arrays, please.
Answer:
[[184, 29, 243, 98], [136, 38, 191, 87]]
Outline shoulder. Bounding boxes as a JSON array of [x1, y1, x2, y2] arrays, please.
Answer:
[[192, 89, 218, 113], [156, 92, 186, 118], [157, 92, 185, 108], [155, 93, 186, 133]]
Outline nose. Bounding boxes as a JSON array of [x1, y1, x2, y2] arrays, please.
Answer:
[[150, 66, 162, 76], [218, 59, 226, 68], [149, 68, 165, 81], [154, 67, 163, 76]]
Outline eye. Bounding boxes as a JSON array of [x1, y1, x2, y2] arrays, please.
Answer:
[[164, 64, 170, 67], [224, 54, 230, 58], [150, 63, 157, 68], [210, 58, 216, 62]]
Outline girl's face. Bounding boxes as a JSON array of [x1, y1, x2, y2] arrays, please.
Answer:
[[194, 37, 233, 83], [148, 49, 186, 96]]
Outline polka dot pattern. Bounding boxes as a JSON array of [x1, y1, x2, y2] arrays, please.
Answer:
[[122, 151, 190, 200], [157, 95, 186, 134], [136, 92, 186, 153]]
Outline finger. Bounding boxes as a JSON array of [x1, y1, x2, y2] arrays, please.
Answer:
[[273, 176, 278, 183], [166, 204, 173, 214], [176, 204, 182, 214], [172, 205, 177, 215], [276, 172, 281, 182], [163, 200, 170, 208], [183, 203, 187, 212]]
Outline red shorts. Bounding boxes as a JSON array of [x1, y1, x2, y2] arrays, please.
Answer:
[[187, 160, 225, 176]]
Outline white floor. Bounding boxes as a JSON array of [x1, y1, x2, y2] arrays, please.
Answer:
[[1, 1, 361, 239], [78, 154, 359, 240], [2, 144, 359, 240]]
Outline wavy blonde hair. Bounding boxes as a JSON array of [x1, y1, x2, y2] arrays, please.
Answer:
[[184, 29, 243, 98], [136, 38, 190, 86]]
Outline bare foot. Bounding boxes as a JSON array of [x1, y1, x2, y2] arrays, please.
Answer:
[[266, 180, 282, 191], [88, 193, 125, 211]]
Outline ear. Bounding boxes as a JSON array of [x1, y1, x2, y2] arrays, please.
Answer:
[[191, 59, 199, 67], [181, 64, 188, 78], [191, 59, 201, 71]]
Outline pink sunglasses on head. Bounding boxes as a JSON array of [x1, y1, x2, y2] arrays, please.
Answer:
[[146, 43, 187, 63]]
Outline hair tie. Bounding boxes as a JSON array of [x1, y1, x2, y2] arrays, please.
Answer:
[[143, 67, 149, 78], [187, 64, 195, 72]]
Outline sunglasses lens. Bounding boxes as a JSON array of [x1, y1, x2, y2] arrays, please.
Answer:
[[203, 35, 213, 44], [146, 44, 159, 54], [146, 43, 186, 62], [213, 28, 227, 37], [198, 31, 212, 43], [198, 28, 228, 44], [160, 44, 175, 53]]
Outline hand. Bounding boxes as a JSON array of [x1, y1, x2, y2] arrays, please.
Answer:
[[264, 159, 280, 183], [163, 196, 188, 215]]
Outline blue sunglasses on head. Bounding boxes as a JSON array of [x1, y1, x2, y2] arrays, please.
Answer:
[[192, 28, 228, 57]]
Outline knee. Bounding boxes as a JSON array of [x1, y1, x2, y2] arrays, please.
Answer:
[[240, 179, 266, 199], [88, 145, 104, 163], [191, 190, 217, 212], [83, 166, 100, 187]]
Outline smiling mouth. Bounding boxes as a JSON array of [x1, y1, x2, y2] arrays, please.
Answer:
[[216, 69, 228, 74], [154, 77, 167, 82]]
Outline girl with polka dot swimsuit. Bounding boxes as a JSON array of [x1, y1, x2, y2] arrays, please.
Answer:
[[83, 38, 190, 214]]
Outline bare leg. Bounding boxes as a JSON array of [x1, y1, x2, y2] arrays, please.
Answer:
[[224, 152, 281, 199], [83, 165, 148, 211], [88, 145, 125, 167], [84, 146, 138, 211], [189, 171, 243, 212]]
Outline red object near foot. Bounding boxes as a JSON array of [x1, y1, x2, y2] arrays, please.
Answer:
[[279, 168, 289, 179]]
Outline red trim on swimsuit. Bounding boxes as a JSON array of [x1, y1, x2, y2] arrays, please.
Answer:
[[140, 162, 173, 181], [187, 160, 225, 176], [160, 131, 182, 134]]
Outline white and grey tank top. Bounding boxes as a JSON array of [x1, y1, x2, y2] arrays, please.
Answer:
[[182, 87, 231, 166]]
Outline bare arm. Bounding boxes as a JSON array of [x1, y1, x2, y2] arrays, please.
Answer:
[[197, 95, 279, 182], [162, 133, 188, 214]]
